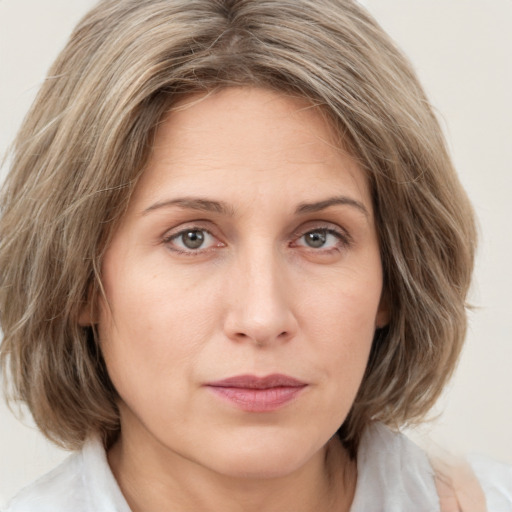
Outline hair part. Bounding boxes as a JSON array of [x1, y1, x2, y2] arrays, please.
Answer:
[[0, 0, 476, 456]]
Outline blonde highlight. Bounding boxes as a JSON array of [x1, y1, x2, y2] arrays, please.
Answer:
[[0, 0, 476, 455]]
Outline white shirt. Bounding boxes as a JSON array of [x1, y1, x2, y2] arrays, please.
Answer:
[[4, 423, 512, 511]]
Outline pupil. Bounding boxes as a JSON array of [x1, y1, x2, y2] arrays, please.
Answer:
[[306, 231, 326, 248], [183, 230, 204, 249]]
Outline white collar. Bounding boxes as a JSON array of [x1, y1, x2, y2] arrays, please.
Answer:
[[350, 423, 439, 511]]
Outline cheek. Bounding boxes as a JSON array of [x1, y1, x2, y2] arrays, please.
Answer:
[[305, 261, 382, 339], [97, 251, 227, 390], [300, 264, 382, 393]]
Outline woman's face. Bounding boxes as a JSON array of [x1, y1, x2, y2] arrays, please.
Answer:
[[92, 87, 387, 478]]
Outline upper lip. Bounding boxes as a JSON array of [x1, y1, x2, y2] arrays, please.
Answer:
[[206, 374, 307, 389]]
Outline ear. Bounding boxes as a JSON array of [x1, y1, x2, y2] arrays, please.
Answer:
[[78, 301, 95, 326], [78, 284, 97, 326], [375, 291, 390, 329]]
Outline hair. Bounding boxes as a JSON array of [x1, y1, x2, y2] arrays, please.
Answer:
[[0, 0, 476, 457]]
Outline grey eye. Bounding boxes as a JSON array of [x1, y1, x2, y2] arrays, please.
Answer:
[[166, 227, 219, 254], [304, 230, 327, 248], [181, 230, 205, 249]]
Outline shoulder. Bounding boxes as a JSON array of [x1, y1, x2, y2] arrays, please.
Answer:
[[351, 423, 440, 512], [419, 438, 512, 511], [468, 453, 512, 510], [352, 423, 512, 511], [3, 438, 130, 512], [4, 451, 88, 512]]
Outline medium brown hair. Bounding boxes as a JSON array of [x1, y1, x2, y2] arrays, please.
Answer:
[[0, 0, 476, 455]]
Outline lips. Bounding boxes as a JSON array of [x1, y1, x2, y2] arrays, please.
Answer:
[[205, 374, 307, 412]]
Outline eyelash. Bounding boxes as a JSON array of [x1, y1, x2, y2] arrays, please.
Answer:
[[162, 225, 221, 256], [162, 224, 352, 256], [291, 227, 352, 252]]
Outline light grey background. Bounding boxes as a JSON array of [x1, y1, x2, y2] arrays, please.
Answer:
[[1, 0, 511, 505]]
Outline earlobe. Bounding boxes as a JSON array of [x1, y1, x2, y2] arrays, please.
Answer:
[[375, 293, 390, 329], [78, 284, 97, 326], [78, 303, 94, 326]]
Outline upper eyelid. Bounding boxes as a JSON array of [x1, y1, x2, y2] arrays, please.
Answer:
[[292, 229, 350, 247], [160, 220, 351, 244], [162, 221, 218, 240], [292, 222, 351, 240], [162, 227, 221, 255], [166, 226, 212, 237]]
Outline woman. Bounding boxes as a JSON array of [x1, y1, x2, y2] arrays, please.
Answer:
[[0, 0, 510, 510]]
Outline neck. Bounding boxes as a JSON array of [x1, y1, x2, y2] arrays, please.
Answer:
[[108, 431, 357, 512]]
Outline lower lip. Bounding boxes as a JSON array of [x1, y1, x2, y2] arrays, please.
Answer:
[[206, 386, 306, 412]]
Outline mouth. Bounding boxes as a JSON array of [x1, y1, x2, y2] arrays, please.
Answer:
[[205, 374, 308, 412]]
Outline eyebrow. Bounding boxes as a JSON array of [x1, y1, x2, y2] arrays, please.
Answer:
[[142, 197, 235, 216], [142, 195, 369, 218], [295, 196, 369, 218]]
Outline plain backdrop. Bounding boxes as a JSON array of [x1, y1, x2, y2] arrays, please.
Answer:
[[1, 0, 511, 505]]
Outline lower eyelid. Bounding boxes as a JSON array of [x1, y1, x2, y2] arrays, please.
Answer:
[[162, 225, 351, 251], [164, 229, 209, 247], [295, 228, 349, 243]]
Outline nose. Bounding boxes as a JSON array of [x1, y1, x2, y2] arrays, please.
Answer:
[[222, 246, 298, 347]]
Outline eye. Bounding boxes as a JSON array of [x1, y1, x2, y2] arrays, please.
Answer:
[[294, 228, 349, 250], [303, 230, 329, 248], [164, 228, 221, 253]]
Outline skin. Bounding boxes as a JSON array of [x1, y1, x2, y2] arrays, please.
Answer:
[[81, 87, 388, 512]]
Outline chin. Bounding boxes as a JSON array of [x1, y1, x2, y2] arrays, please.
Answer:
[[215, 451, 312, 480], [196, 428, 327, 480]]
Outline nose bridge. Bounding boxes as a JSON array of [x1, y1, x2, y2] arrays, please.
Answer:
[[224, 240, 297, 345]]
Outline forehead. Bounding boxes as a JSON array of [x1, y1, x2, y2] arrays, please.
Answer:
[[154, 87, 345, 163], [132, 87, 372, 215]]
